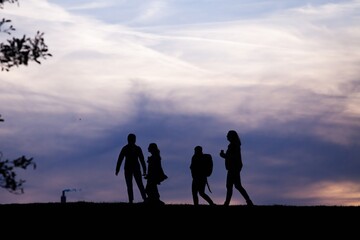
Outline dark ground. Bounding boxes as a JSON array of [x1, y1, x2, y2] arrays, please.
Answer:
[[1, 202, 358, 237]]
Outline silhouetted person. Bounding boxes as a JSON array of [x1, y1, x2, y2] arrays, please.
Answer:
[[190, 146, 215, 206], [220, 130, 254, 206], [144, 143, 168, 205], [115, 133, 147, 203]]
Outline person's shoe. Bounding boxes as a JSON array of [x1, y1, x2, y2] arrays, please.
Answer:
[[246, 200, 254, 206], [208, 201, 216, 206]]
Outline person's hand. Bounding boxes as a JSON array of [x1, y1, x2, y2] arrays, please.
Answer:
[[220, 150, 225, 158]]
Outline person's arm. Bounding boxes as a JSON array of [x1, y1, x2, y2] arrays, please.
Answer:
[[220, 149, 226, 159], [190, 156, 194, 170], [138, 147, 147, 176], [115, 147, 125, 175]]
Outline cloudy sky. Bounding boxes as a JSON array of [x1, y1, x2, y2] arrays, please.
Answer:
[[1, 0, 359, 206]]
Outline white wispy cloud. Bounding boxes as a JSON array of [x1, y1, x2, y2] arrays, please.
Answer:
[[2, 0, 359, 139]]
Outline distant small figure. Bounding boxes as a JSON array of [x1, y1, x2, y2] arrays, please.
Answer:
[[190, 146, 215, 206], [220, 130, 254, 206], [115, 133, 147, 203], [144, 143, 168, 205]]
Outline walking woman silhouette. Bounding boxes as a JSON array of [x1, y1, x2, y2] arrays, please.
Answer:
[[219, 130, 254, 206]]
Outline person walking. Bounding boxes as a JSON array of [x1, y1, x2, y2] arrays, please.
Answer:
[[219, 130, 254, 206], [115, 133, 147, 203], [144, 142, 168, 205], [190, 145, 215, 206]]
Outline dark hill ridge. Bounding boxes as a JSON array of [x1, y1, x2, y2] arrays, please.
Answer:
[[1, 202, 358, 237]]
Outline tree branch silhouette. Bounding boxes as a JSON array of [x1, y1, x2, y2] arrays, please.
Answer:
[[0, 152, 36, 194], [0, 0, 52, 71], [1, 0, 50, 193]]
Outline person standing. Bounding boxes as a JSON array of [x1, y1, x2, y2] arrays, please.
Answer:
[[144, 142, 168, 205], [190, 145, 215, 206], [219, 130, 254, 206], [115, 133, 147, 203]]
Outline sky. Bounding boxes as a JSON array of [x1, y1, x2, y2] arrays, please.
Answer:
[[1, 0, 359, 206]]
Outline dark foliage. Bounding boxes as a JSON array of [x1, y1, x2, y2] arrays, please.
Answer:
[[0, 152, 36, 194], [1, 0, 41, 194], [0, 0, 19, 7], [0, 0, 52, 71]]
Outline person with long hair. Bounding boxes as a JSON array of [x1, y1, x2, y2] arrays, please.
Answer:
[[220, 130, 254, 206], [144, 142, 167, 205]]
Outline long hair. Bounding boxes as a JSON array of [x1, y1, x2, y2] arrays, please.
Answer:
[[227, 130, 241, 146], [148, 143, 161, 158]]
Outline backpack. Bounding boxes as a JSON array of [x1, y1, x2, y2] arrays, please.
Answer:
[[203, 153, 213, 177]]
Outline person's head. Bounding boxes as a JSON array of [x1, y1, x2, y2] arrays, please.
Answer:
[[148, 143, 160, 155], [194, 145, 203, 154], [227, 130, 241, 145], [127, 133, 136, 144]]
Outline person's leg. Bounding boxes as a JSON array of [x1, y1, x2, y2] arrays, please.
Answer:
[[237, 185, 253, 205], [224, 172, 233, 206], [192, 179, 199, 205], [124, 170, 134, 203], [199, 192, 214, 205], [146, 182, 156, 200], [234, 173, 253, 206], [198, 179, 215, 205], [145, 181, 152, 201], [154, 185, 160, 200], [154, 185, 164, 205], [134, 168, 147, 201]]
